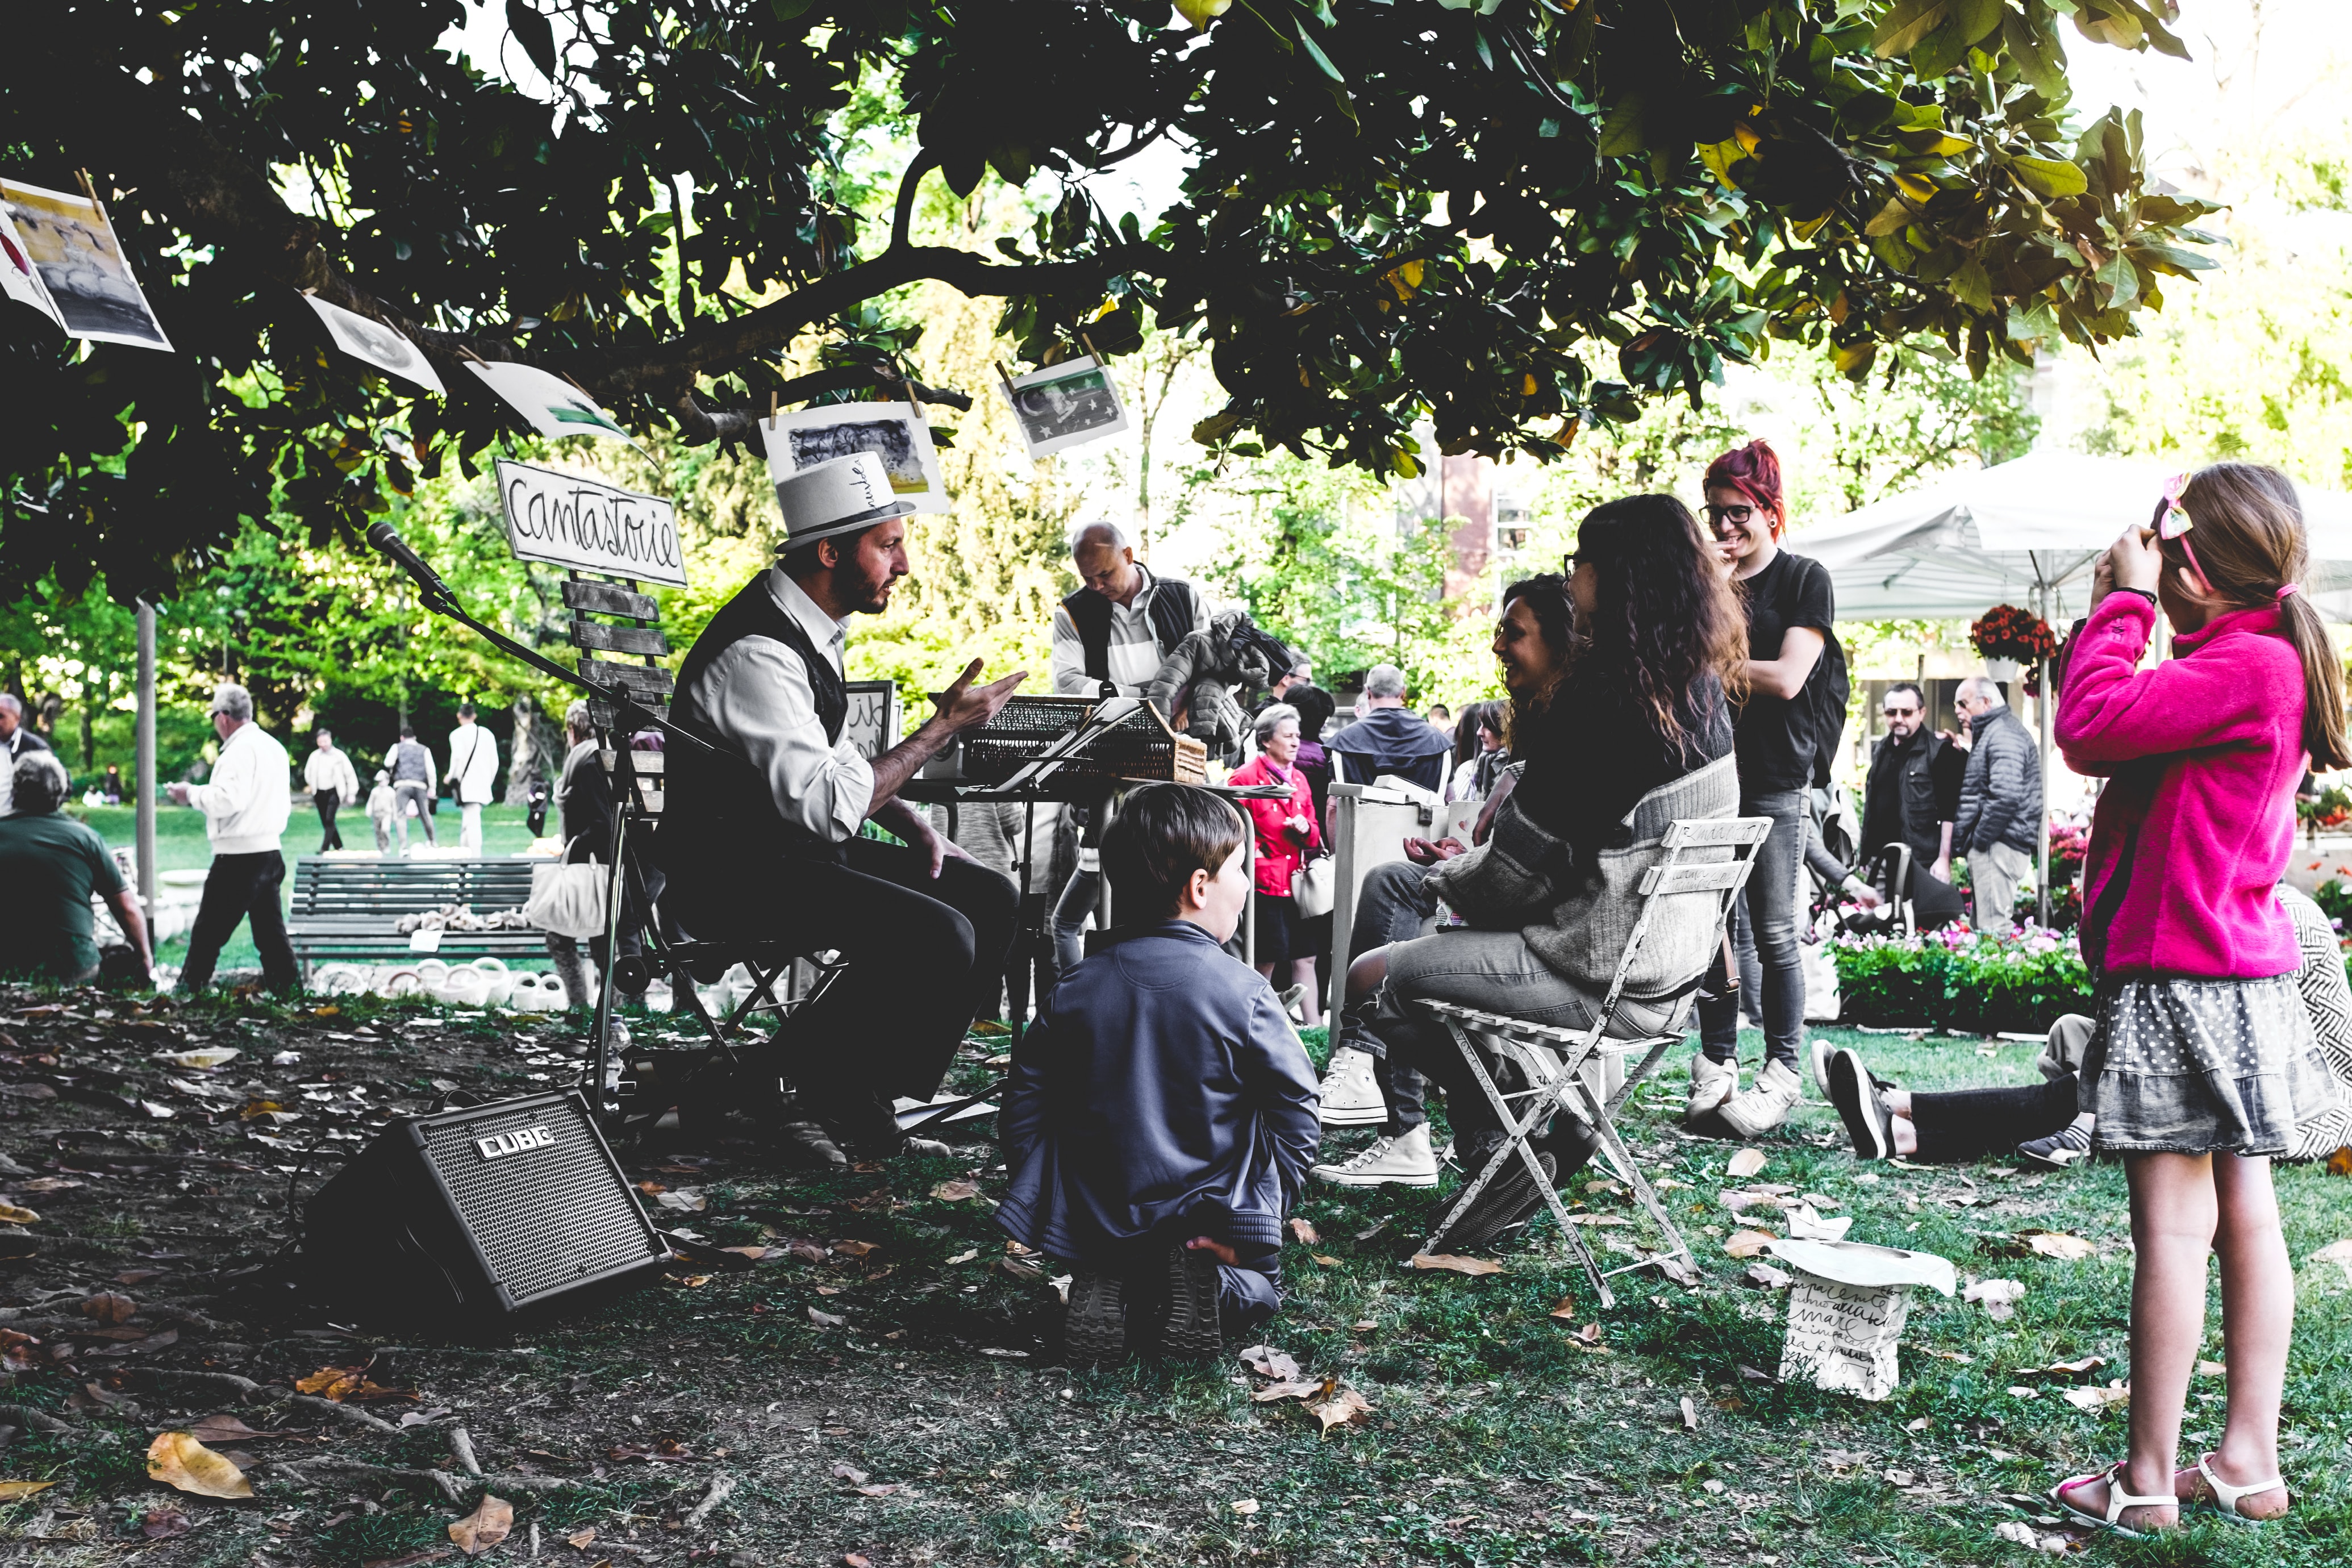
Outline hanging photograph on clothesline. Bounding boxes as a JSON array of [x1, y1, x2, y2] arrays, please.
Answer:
[[464, 358, 635, 444], [0, 179, 172, 351], [303, 293, 446, 397], [0, 201, 64, 332], [1001, 355, 1128, 460], [762, 400, 950, 516]]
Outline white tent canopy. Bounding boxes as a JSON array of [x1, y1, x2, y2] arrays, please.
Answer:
[[1790, 452, 2352, 623]]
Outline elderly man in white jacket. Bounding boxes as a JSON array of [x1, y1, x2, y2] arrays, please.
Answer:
[[167, 683, 297, 994], [444, 702, 501, 854]]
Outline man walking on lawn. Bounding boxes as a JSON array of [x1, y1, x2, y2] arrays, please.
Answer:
[[305, 728, 359, 851], [168, 683, 297, 995], [444, 702, 500, 854], [1953, 674, 2042, 936]]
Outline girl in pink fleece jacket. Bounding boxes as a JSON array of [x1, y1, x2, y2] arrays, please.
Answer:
[[2050, 463, 2347, 1536]]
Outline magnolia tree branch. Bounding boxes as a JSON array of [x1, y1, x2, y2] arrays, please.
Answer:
[[49, 64, 1165, 447]]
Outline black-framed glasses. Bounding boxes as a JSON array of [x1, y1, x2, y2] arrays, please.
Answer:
[[1704, 502, 1756, 527]]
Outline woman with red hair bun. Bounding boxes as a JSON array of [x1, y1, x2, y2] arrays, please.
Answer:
[[1690, 437, 1838, 1139]]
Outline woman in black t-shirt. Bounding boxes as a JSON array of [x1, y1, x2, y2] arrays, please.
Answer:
[[1692, 439, 1836, 1139]]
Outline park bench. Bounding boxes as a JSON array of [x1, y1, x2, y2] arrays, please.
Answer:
[[287, 856, 547, 979]]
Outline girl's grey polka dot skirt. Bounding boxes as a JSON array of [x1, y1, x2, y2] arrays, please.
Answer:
[[2082, 972, 2347, 1156]]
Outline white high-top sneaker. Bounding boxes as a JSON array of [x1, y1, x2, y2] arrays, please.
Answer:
[[1716, 1058, 1804, 1139], [1316, 1045, 1387, 1127], [1310, 1123, 1438, 1187], [1686, 1051, 1738, 1123]]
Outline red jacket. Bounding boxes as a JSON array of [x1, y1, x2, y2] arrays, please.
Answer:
[[1229, 754, 1323, 898], [2055, 595, 2305, 979]]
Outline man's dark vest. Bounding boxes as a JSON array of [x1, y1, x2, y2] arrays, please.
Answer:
[[663, 572, 849, 868], [1865, 729, 1947, 868], [1061, 575, 1199, 684]]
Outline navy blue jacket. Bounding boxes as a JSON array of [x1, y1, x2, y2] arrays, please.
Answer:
[[1325, 706, 1452, 792], [996, 921, 1321, 1270]]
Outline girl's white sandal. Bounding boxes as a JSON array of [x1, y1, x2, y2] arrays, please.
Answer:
[[2050, 1463, 2177, 1538], [2193, 1454, 2286, 1525]]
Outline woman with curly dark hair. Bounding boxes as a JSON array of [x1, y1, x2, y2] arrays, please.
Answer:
[[1690, 437, 1837, 1139], [1319, 496, 1749, 1246]]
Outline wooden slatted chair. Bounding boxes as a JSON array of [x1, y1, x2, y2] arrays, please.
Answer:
[[1415, 815, 1773, 1307]]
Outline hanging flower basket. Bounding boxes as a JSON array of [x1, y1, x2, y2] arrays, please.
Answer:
[[1970, 604, 2059, 669]]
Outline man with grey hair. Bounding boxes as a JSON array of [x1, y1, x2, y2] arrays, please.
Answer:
[[1953, 674, 2043, 936], [168, 683, 298, 994], [1323, 664, 1450, 793], [0, 691, 55, 817], [1046, 520, 1210, 971], [0, 750, 151, 983]]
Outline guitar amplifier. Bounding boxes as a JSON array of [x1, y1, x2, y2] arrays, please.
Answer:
[[303, 1091, 669, 1326]]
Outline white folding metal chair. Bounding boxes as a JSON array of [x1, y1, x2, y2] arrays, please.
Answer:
[[1416, 814, 1773, 1306]]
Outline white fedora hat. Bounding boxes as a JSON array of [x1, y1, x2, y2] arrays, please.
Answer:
[[775, 451, 919, 549]]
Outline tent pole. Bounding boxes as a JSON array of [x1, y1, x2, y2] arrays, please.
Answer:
[[2036, 580, 2052, 928]]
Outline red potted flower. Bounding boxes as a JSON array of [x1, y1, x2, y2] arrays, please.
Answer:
[[1969, 604, 2059, 683]]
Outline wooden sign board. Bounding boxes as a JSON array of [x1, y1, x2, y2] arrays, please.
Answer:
[[495, 457, 687, 587]]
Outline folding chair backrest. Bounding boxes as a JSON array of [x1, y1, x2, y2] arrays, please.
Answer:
[[1590, 814, 1774, 1034], [565, 574, 673, 818]]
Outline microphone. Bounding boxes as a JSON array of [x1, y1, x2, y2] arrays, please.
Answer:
[[365, 522, 452, 600]]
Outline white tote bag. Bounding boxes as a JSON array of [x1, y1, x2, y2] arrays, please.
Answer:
[[524, 857, 609, 940], [1291, 853, 1336, 919]]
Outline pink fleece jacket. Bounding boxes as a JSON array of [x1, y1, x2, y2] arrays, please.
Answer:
[[2055, 595, 2306, 979]]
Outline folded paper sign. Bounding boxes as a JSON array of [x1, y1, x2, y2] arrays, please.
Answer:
[[1765, 1239, 1956, 1402]]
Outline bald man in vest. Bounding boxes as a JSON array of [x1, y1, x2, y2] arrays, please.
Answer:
[[659, 453, 1025, 1167], [1045, 521, 1210, 969]]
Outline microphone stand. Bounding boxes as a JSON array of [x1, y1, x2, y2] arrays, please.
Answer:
[[364, 523, 731, 1118]]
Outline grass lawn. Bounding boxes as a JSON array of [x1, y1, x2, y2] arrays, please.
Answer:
[[74, 800, 545, 974], [0, 993, 2345, 1566]]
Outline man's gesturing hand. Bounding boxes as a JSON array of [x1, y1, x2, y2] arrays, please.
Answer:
[[934, 658, 1027, 736]]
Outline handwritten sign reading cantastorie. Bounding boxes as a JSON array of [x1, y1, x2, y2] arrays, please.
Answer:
[[494, 457, 687, 587]]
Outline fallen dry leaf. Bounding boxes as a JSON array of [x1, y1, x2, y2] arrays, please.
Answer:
[[655, 1190, 706, 1212], [845, 1555, 873, 1568], [1679, 1396, 1699, 1431], [720, 1246, 769, 1261], [944, 1249, 979, 1265], [1250, 1379, 1323, 1403], [2325, 1145, 2350, 1177], [566, 1527, 597, 1548], [1744, 1262, 1792, 1289], [808, 1307, 846, 1328], [16, 1177, 81, 1193], [834, 1239, 881, 1259], [1310, 1253, 1341, 1267], [929, 1179, 981, 1202], [1726, 1148, 1767, 1179], [80, 1291, 136, 1324], [448, 1494, 513, 1556], [1288, 1217, 1319, 1245], [1350, 1319, 1377, 1332], [854, 1483, 902, 1497], [139, 1508, 192, 1539], [2062, 1383, 2131, 1411], [147, 1431, 253, 1499], [2310, 1238, 2352, 1283], [161, 1047, 239, 1070], [1230, 1499, 1260, 1515], [1723, 1229, 1776, 1258], [1240, 1344, 1303, 1381], [1964, 1278, 2028, 1320], [294, 1365, 407, 1403], [2024, 1356, 2108, 1381], [0, 1480, 57, 1502], [0, 1204, 39, 1225], [1548, 1295, 1578, 1320], [831, 1461, 869, 1486], [1410, 1252, 1506, 1276], [2024, 1232, 2097, 1261], [1305, 1379, 1374, 1434], [2196, 1359, 2227, 1378]]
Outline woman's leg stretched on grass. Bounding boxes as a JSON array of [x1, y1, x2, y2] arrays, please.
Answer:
[[2205, 1152, 2293, 1519]]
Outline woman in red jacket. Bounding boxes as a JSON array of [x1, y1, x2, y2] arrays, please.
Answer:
[[1231, 703, 1324, 1024]]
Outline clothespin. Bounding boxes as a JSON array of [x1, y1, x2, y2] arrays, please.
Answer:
[[896, 365, 927, 422], [768, 390, 779, 430], [1078, 331, 1103, 367], [74, 169, 99, 206], [995, 359, 1021, 398], [457, 343, 491, 365]]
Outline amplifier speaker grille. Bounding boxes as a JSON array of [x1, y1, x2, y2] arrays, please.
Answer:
[[305, 1090, 668, 1325]]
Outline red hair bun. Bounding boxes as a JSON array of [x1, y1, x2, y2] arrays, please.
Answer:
[[1704, 439, 1786, 540]]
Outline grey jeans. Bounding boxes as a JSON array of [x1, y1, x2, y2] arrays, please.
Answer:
[[1370, 927, 1680, 1146]]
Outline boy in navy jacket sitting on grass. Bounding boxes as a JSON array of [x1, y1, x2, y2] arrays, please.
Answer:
[[995, 784, 1321, 1362]]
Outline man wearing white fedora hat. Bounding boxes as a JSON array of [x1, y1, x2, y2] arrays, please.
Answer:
[[660, 451, 1026, 1164]]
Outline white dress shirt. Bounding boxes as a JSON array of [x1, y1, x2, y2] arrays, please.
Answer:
[[187, 721, 293, 855], [675, 566, 875, 846], [1048, 564, 1207, 698], [446, 722, 500, 805]]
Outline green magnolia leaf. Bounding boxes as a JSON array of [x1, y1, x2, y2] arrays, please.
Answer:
[[2128, 242, 2221, 273], [1873, 0, 1948, 59], [1951, 257, 1993, 311], [2010, 155, 2089, 199], [1295, 20, 1344, 82], [504, 0, 558, 80], [1696, 139, 1746, 190], [2000, 9, 2067, 97], [2096, 252, 2140, 310], [1597, 93, 1646, 157], [1863, 197, 1914, 237], [1173, 0, 1231, 28]]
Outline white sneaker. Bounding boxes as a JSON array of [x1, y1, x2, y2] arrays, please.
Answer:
[[1316, 1045, 1388, 1127], [1278, 983, 1308, 1023], [1686, 1052, 1738, 1123], [1311, 1124, 1438, 1187], [1809, 1037, 1834, 1098], [1716, 1058, 1804, 1139]]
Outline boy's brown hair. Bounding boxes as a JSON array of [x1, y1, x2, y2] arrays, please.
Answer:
[[1102, 783, 1247, 921]]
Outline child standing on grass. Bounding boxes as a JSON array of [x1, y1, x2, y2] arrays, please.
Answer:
[[2050, 462, 2348, 1534]]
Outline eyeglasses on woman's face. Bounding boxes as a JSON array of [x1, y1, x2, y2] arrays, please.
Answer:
[[1705, 502, 1756, 533]]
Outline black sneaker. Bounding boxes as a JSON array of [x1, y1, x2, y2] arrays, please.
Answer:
[[2019, 1117, 2094, 1169], [1826, 1048, 1895, 1161], [1065, 1270, 1127, 1366], [772, 1118, 848, 1170], [1434, 1149, 1557, 1253], [1150, 1243, 1223, 1361]]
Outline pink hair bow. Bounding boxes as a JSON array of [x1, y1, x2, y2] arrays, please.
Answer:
[[2155, 472, 2212, 591]]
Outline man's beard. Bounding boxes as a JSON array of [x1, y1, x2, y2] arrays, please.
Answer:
[[848, 571, 895, 615]]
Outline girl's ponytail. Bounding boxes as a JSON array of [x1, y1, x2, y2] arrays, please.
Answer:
[[2170, 462, 2351, 769]]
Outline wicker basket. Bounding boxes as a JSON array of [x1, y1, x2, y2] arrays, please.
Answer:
[[960, 697, 1207, 787]]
